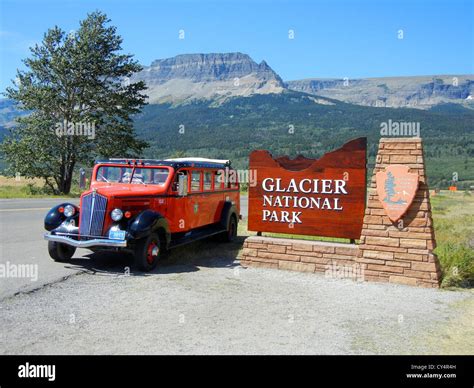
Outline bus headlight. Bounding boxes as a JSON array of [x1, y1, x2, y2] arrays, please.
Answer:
[[64, 205, 76, 217], [111, 208, 123, 221]]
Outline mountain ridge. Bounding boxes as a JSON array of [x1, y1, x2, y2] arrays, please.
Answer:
[[287, 75, 474, 109], [127, 51, 474, 109], [131, 52, 285, 104], [132, 91, 474, 188]]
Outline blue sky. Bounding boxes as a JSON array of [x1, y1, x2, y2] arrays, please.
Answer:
[[0, 0, 473, 92]]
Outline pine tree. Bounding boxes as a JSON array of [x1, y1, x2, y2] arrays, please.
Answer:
[[384, 171, 396, 202], [1, 11, 148, 194]]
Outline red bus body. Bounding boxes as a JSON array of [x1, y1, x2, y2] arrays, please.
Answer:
[[44, 158, 240, 270]]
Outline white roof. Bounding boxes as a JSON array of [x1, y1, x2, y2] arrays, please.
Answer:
[[165, 157, 230, 165]]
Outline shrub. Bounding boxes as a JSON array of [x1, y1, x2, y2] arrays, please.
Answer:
[[437, 243, 474, 288]]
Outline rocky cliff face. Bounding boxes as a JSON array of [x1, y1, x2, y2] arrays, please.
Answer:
[[132, 52, 285, 103], [287, 76, 474, 109], [146, 53, 282, 83]]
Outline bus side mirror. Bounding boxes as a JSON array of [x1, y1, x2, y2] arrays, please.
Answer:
[[178, 175, 188, 197]]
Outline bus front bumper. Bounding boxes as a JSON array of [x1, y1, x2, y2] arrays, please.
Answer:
[[44, 233, 127, 248]]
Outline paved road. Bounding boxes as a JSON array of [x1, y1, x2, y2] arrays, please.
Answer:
[[0, 197, 247, 299], [0, 198, 81, 299]]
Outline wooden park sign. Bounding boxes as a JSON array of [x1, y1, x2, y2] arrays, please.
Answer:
[[248, 138, 367, 239], [243, 137, 442, 288]]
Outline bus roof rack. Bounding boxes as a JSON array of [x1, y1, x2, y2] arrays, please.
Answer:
[[95, 157, 232, 169], [165, 157, 231, 165]]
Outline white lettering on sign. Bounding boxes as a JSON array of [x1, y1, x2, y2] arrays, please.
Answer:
[[260, 178, 348, 223], [262, 209, 303, 223], [261, 178, 348, 194]]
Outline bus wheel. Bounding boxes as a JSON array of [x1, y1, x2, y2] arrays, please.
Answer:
[[48, 241, 76, 262], [134, 232, 161, 271], [221, 215, 237, 242]]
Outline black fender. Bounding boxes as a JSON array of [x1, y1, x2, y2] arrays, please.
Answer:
[[44, 203, 79, 231], [219, 201, 238, 230], [128, 210, 171, 247]]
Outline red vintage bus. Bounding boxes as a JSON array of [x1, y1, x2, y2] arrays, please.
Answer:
[[44, 158, 240, 271]]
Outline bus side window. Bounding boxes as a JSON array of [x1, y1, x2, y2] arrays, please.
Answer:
[[203, 171, 212, 191], [232, 175, 239, 189], [173, 170, 187, 192], [214, 171, 223, 190], [230, 169, 239, 189], [191, 170, 202, 192]]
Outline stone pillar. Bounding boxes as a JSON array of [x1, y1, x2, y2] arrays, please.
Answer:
[[357, 138, 441, 287]]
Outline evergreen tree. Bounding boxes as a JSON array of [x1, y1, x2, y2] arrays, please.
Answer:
[[1, 11, 148, 194], [384, 172, 396, 202]]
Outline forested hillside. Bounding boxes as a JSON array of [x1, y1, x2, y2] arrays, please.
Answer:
[[134, 91, 474, 188]]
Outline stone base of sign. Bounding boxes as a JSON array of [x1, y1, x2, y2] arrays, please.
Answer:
[[240, 236, 359, 275], [241, 138, 441, 288], [357, 137, 441, 288]]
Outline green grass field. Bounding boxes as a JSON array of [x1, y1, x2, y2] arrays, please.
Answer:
[[431, 191, 474, 288], [0, 176, 81, 198]]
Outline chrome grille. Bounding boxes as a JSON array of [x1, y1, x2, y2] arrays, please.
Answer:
[[79, 192, 108, 237]]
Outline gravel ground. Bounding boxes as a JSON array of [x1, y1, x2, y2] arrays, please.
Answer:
[[0, 240, 472, 355]]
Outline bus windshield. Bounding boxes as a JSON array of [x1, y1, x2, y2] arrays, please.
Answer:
[[96, 166, 170, 185]]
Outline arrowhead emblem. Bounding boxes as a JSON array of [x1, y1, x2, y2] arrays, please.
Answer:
[[376, 165, 419, 222]]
